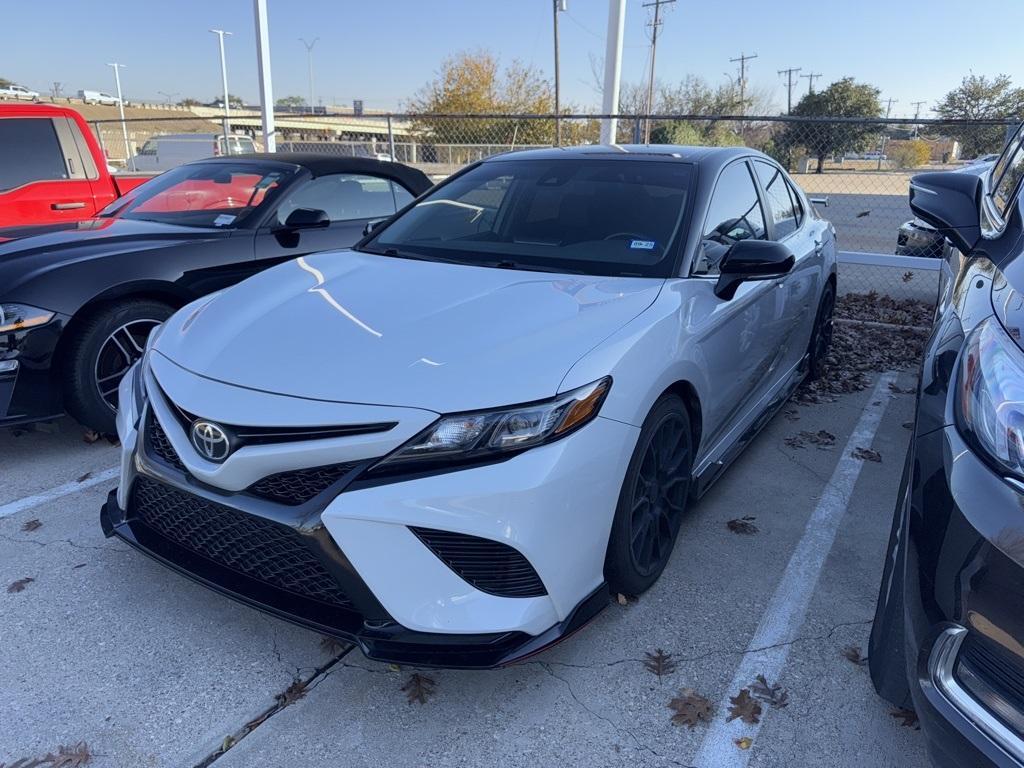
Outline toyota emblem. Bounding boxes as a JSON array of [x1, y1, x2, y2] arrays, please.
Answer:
[[191, 420, 231, 462]]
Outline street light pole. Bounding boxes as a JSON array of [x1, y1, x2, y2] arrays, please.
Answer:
[[552, 1, 565, 146], [106, 62, 134, 171], [299, 37, 318, 112], [253, 0, 276, 151], [599, 0, 627, 145], [210, 28, 233, 148]]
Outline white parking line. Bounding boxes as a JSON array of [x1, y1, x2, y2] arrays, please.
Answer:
[[0, 466, 119, 520], [691, 373, 896, 767]]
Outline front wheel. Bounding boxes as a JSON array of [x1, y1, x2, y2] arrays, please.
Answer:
[[605, 395, 693, 596], [63, 299, 173, 435]]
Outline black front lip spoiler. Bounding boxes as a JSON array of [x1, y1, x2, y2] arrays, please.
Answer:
[[101, 489, 610, 669]]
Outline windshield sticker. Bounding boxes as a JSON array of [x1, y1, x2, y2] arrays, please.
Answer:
[[630, 239, 656, 250], [213, 214, 237, 227]]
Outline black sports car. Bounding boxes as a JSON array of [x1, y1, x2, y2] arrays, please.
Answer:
[[869, 122, 1024, 766], [0, 154, 431, 433]]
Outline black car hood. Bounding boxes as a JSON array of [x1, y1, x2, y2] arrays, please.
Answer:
[[0, 218, 234, 300]]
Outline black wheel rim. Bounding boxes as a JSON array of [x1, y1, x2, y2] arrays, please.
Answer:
[[94, 320, 160, 411], [628, 414, 691, 577], [814, 291, 835, 363]]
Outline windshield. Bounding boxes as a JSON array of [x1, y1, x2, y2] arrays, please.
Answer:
[[100, 161, 295, 228], [361, 158, 693, 277]]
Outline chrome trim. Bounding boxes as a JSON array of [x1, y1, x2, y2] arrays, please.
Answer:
[[910, 182, 939, 196], [929, 626, 1024, 765]]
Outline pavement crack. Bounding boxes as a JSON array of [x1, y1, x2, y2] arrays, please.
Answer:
[[0, 531, 126, 553]]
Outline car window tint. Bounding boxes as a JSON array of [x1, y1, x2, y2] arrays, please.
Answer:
[[391, 182, 414, 210], [0, 118, 68, 191], [993, 141, 1024, 219], [754, 160, 799, 240], [696, 161, 765, 275], [276, 173, 401, 224]]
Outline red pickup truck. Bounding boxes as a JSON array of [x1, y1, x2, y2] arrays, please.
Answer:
[[0, 103, 153, 228]]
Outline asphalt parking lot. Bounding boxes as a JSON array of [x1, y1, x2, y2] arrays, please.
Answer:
[[1, 367, 929, 768]]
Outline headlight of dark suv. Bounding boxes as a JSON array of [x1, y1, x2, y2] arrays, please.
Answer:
[[370, 377, 612, 475], [0, 303, 54, 334], [956, 317, 1024, 479]]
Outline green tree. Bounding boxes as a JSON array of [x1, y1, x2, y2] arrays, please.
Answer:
[[407, 51, 564, 148], [0, 77, 11, 88], [276, 95, 305, 108], [935, 74, 1024, 158], [887, 139, 931, 169], [178, 97, 202, 107], [777, 78, 882, 173]]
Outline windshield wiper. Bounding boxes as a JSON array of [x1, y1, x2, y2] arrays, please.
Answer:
[[492, 259, 584, 275]]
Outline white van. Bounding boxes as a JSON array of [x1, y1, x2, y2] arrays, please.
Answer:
[[129, 133, 257, 172], [79, 90, 120, 106]]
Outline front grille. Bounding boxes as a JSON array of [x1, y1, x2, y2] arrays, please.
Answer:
[[958, 633, 1024, 717], [248, 463, 361, 505], [147, 412, 187, 473], [130, 476, 352, 608], [409, 527, 547, 598]]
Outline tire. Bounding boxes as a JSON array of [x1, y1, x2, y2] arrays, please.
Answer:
[[63, 299, 173, 435], [806, 281, 836, 381], [605, 394, 693, 596], [868, 464, 913, 708]]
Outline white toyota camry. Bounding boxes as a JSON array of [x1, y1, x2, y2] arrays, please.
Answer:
[[103, 145, 837, 667]]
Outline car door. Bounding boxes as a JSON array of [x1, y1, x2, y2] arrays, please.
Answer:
[[687, 158, 794, 452], [253, 172, 415, 267], [0, 115, 101, 227], [752, 159, 823, 374]]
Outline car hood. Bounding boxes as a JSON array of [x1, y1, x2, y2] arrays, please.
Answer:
[[154, 250, 664, 413]]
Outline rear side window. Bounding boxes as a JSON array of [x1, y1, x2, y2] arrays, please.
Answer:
[[276, 173, 408, 224], [754, 160, 801, 239], [0, 118, 68, 192]]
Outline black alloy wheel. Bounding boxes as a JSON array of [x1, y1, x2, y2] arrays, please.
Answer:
[[807, 283, 836, 381]]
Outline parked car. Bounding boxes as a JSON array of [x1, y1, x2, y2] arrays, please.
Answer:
[[0, 84, 40, 102], [100, 145, 838, 667], [0, 154, 431, 433], [870, 120, 1024, 767], [78, 90, 120, 106], [0, 103, 153, 228], [130, 133, 257, 172]]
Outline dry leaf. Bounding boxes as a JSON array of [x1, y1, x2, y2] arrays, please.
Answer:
[[727, 516, 759, 535], [44, 742, 93, 767], [20, 519, 42, 533], [901, 271, 914, 283], [750, 674, 789, 709], [275, 679, 307, 706], [888, 382, 915, 395], [387, 663, 401, 672], [643, 649, 677, 680], [75, 472, 93, 483], [82, 431, 101, 445], [783, 407, 800, 422], [852, 447, 882, 463], [784, 434, 806, 449], [319, 635, 346, 656], [616, 592, 628, 606], [727, 688, 762, 724], [902, 421, 914, 429], [803, 429, 836, 448], [890, 707, 920, 729], [668, 688, 714, 728], [402, 672, 436, 704], [734, 737, 754, 750], [841, 645, 869, 666], [7, 577, 34, 594], [72, 563, 87, 570]]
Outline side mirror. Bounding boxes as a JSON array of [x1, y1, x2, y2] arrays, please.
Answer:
[[909, 171, 983, 254], [362, 218, 387, 236], [714, 239, 795, 301], [283, 207, 330, 229]]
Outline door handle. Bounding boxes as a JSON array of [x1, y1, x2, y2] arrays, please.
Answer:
[[51, 202, 87, 210]]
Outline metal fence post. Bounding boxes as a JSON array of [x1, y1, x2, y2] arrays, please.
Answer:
[[387, 115, 396, 161]]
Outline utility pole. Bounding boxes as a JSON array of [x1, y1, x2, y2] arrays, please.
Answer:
[[158, 91, 179, 105], [299, 37, 318, 112], [879, 97, 897, 169], [911, 99, 927, 138], [642, 0, 675, 143], [778, 67, 801, 115], [106, 62, 134, 171], [729, 52, 757, 115], [210, 28, 233, 148], [553, 0, 567, 146], [253, 0, 275, 151], [599, 0, 627, 144], [801, 71, 822, 96]]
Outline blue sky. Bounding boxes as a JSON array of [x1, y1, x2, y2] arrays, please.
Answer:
[[6, 0, 1023, 116]]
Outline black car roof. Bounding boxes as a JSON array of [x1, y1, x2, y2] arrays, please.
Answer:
[[484, 144, 761, 172], [194, 153, 433, 194]]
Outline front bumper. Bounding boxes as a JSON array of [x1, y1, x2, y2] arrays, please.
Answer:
[[904, 424, 1024, 767], [104, 360, 639, 667], [0, 314, 68, 426]]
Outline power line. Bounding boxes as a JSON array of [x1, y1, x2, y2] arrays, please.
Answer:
[[778, 67, 801, 114], [800, 71, 822, 96], [642, 0, 675, 143], [729, 51, 757, 115]]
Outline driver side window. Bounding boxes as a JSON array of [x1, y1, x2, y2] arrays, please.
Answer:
[[693, 160, 766, 276]]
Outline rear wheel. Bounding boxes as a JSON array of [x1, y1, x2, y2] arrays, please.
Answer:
[[63, 299, 173, 435], [605, 395, 693, 596], [806, 282, 836, 381]]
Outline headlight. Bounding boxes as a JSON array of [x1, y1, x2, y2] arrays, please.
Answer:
[[371, 377, 611, 475], [956, 317, 1024, 478], [0, 304, 54, 333]]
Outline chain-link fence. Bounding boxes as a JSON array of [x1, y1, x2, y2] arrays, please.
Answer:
[[89, 110, 1015, 310]]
